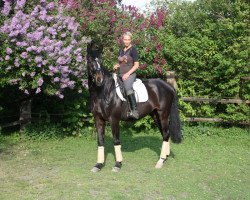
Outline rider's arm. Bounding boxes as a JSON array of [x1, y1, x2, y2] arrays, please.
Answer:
[[127, 61, 139, 75], [127, 46, 139, 75]]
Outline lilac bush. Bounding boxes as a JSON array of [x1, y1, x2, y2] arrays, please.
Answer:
[[0, 0, 90, 98]]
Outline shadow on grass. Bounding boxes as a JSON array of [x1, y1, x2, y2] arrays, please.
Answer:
[[102, 126, 176, 162]]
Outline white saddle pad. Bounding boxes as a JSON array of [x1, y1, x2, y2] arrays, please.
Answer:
[[113, 73, 148, 102]]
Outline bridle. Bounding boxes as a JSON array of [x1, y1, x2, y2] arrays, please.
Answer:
[[89, 58, 104, 87], [88, 58, 118, 106]]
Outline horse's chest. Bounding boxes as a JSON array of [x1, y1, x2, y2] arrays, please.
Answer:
[[91, 98, 110, 119]]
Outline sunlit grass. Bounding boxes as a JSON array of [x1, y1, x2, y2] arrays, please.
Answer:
[[0, 125, 249, 200]]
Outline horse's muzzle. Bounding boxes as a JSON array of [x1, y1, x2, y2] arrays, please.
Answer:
[[95, 72, 104, 86]]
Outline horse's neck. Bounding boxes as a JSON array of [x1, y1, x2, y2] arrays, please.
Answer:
[[89, 73, 114, 95]]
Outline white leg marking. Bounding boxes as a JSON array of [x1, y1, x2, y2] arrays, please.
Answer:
[[97, 146, 105, 164], [160, 141, 170, 159], [155, 141, 170, 169], [114, 145, 123, 162]]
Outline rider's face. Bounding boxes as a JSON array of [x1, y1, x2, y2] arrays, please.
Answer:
[[123, 35, 132, 47]]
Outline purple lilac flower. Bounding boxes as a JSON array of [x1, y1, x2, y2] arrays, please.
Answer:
[[61, 66, 69, 73], [68, 80, 75, 89], [6, 47, 12, 54], [57, 26, 63, 31], [55, 41, 63, 48], [45, 16, 53, 22], [20, 52, 28, 58], [35, 56, 42, 63], [71, 39, 77, 45], [40, 37, 51, 46], [37, 77, 44, 86], [37, 26, 46, 31], [1, 0, 11, 16], [35, 87, 41, 94], [30, 72, 36, 77], [48, 71, 54, 76], [15, 10, 26, 20], [49, 65, 58, 73], [5, 55, 10, 60], [24, 89, 29, 95], [47, 27, 57, 35], [14, 58, 20, 67], [10, 17, 19, 28], [15, 0, 27, 10], [9, 79, 19, 85], [76, 55, 82, 62], [61, 33, 66, 38], [56, 57, 67, 65], [31, 46, 38, 51], [35, 47, 43, 53], [61, 83, 67, 88], [16, 41, 28, 47], [9, 31, 19, 37], [82, 79, 88, 89], [54, 77, 60, 82], [74, 48, 81, 54], [0, 0, 90, 96], [39, 9, 47, 20], [55, 91, 64, 98], [27, 31, 43, 41], [48, 53, 55, 57], [42, 60, 48, 65], [46, 2, 55, 10], [26, 47, 32, 52], [31, 6, 39, 17]]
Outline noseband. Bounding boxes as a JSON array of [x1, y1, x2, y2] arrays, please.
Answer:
[[90, 58, 104, 86]]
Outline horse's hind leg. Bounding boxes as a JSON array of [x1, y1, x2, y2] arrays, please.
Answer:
[[154, 111, 171, 169], [110, 119, 123, 172]]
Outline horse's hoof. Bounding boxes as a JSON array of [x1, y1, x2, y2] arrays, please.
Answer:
[[155, 158, 165, 169], [91, 167, 101, 173], [155, 162, 163, 169], [112, 166, 121, 172]]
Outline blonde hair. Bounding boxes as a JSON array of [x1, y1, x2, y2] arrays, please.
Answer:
[[122, 31, 133, 39]]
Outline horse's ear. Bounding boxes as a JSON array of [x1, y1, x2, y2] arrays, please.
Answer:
[[87, 41, 103, 60], [87, 42, 93, 54]]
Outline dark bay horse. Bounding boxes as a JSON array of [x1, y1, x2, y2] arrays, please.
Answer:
[[87, 56, 182, 172]]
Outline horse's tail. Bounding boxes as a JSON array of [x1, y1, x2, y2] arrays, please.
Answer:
[[169, 91, 182, 143]]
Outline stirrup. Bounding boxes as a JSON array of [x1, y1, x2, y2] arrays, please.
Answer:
[[127, 110, 139, 119]]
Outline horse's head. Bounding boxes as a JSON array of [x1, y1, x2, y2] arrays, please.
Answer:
[[87, 57, 104, 87]]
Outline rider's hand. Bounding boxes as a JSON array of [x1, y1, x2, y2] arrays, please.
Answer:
[[113, 64, 120, 70], [122, 73, 130, 81]]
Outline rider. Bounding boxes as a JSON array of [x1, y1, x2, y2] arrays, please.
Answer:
[[114, 32, 139, 119]]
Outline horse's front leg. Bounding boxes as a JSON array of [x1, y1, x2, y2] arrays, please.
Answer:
[[91, 115, 105, 172], [110, 119, 123, 172]]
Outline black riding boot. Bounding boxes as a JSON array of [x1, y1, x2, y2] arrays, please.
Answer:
[[127, 92, 139, 119]]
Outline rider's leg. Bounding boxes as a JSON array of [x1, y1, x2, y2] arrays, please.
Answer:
[[123, 73, 139, 119]]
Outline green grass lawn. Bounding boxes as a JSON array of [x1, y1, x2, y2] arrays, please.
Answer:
[[0, 125, 249, 200]]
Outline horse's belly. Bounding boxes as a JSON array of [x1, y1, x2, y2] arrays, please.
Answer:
[[120, 101, 154, 121]]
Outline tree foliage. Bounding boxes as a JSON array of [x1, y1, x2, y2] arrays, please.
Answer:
[[160, 0, 249, 121], [0, 0, 249, 132]]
